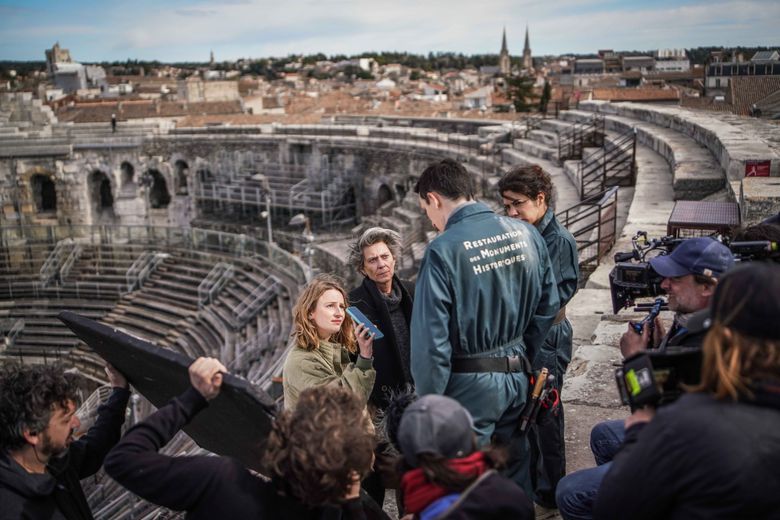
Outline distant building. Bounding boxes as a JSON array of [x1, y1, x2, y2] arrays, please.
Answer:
[[521, 26, 533, 73], [376, 78, 396, 91], [417, 82, 447, 102], [705, 49, 780, 95], [655, 49, 690, 73], [574, 59, 605, 75], [598, 50, 622, 73], [462, 86, 493, 109], [45, 42, 72, 75], [177, 78, 240, 103], [622, 56, 655, 73], [499, 28, 511, 76]]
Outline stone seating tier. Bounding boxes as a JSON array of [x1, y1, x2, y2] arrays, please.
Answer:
[[561, 109, 725, 200]]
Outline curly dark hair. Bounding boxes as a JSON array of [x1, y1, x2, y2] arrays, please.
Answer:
[[263, 385, 376, 506], [0, 364, 79, 451], [497, 164, 554, 208]]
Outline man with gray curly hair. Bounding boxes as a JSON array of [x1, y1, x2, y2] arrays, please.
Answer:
[[348, 227, 415, 505], [348, 227, 415, 409]]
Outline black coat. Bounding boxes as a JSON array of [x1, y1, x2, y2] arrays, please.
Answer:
[[594, 391, 780, 520], [105, 387, 388, 520], [0, 388, 130, 520], [436, 470, 534, 520], [349, 275, 414, 409]]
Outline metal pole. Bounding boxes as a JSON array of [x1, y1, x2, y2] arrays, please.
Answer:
[[265, 194, 273, 244]]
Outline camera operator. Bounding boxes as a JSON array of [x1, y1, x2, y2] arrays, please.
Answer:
[[556, 237, 734, 520], [619, 237, 734, 358], [594, 262, 780, 519]]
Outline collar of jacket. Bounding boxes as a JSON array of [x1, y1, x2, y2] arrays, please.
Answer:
[[445, 201, 490, 230], [0, 451, 57, 498], [536, 207, 555, 235]]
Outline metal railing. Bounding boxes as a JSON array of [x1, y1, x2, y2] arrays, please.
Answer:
[[125, 251, 167, 293], [557, 114, 605, 164], [0, 224, 309, 286], [579, 128, 637, 199], [59, 243, 83, 281], [556, 186, 619, 276], [2, 318, 25, 350], [39, 238, 75, 286], [198, 262, 234, 307], [235, 278, 280, 329]]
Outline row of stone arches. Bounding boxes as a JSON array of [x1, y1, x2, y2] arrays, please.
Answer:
[[28, 160, 191, 222]]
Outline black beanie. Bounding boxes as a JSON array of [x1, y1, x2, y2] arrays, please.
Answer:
[[711, 263, 780, 340]]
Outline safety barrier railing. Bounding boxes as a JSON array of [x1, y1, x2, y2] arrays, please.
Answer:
[[557, 114, 605, 164], [198, 262, 234, 307], [556, 186, 619, 276], [0, 224, 309, 286], [579, 128, 637, 199]]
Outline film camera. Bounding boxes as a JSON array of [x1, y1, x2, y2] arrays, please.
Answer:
[[609, 232, 779, 410]]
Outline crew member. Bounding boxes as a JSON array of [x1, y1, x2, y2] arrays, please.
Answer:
[[499, 165, 579, 509], [0, 364, 130, 520], [410, 158, 559, 495], [556, 237, 734, 520], [595, 263, 780, 519]]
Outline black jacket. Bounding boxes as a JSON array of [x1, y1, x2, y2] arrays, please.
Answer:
[[594, 390, 780, 520], [437, 470, 534, 520], [0, 388, 130, 520], [658, 308, 710, 351], [105, 387, 388, 520], [349, 275, 414, 408]]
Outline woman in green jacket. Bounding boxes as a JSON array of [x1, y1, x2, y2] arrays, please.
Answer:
[[283, 274, 377, 410]]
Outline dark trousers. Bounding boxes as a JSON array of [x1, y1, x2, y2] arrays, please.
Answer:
[[530, 319, 573, 507], [529, 400, 566, 507]]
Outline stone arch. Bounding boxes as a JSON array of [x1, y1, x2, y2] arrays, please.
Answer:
[[119, 161, 135, 189], [377, 183, 393, 207], [31, 174, 57, 213], [89, 170, 115, 221], [147, 169, 171, 209], [119, 161, 138, 196], [174, 159, 189, 195]]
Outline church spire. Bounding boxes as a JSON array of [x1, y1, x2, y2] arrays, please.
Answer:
[[523, 25, 530, 53], [499, 26, 511, 76], [522, 24, 533, 73]]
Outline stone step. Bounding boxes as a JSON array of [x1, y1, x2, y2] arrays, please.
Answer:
[[560, 108, 724, 200], [527, 129, 559, 147], [539, 118, 576, 134], [513, 139, 558, 162]]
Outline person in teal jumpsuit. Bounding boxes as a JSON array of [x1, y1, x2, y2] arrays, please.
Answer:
[[410, 159, 560, 497], [499, 165, 579, 509]]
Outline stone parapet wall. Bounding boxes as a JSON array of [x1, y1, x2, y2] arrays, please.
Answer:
[[579, 100, 780, 181]]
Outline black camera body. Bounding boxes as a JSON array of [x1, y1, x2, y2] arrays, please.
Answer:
[[607, 232, 780, 410], [615, 348, 702, 410]]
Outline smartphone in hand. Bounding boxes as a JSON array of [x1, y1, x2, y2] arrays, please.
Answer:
[[346, 306, 384, 339]]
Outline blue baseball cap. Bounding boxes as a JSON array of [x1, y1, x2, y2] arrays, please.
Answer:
[[649, 237, 734, 279]]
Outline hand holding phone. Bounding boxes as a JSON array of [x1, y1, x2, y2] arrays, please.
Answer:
[[346, 306, 384, 339]]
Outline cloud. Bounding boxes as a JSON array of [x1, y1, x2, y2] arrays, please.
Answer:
[[2, 0, 778, 61], [175, 8, 219, 17]]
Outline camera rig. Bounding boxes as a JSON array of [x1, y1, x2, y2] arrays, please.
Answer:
[[609, 231, 779, 314], [609, 231, 779, 410]]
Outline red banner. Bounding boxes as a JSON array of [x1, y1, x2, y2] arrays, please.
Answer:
[[745, 160, 771, 177]]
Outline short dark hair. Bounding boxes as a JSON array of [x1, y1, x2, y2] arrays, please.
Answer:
[[414, 159, 476, 201], [497, 165, 554, 207], [264, 385, 375, 506], [733, 223, 780, 243], [0, 364, 79, 451]]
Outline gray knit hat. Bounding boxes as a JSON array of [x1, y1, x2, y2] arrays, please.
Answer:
[[397, 394, 475, 467]]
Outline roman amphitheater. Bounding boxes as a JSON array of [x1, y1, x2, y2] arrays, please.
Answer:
[[1, 91, 779, 518]]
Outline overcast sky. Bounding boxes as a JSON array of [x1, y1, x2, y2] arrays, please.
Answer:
[[1, 0, 778, 62]]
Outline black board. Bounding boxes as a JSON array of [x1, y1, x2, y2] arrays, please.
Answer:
[[58, 310, 276, 473]]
